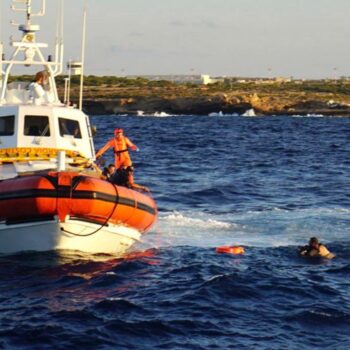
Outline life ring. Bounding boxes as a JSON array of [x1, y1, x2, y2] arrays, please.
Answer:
[[216, 246, 245, 255]]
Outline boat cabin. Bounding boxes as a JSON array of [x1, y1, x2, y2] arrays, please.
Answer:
[[0, 104, 94, 159], [0, 0, 96, 179]]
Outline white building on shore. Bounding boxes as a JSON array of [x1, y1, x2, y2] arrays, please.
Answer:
[[126, 74, 224, 85]]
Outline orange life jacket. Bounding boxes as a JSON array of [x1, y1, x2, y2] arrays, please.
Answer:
[[113, 137, 128, 156]]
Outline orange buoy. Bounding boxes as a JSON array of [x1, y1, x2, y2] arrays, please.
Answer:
[[216, 246, 245, 255]]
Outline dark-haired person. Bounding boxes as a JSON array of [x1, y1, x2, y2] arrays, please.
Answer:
[[113, 166, 149, 193], [299, 237, 335, 259], [101, 164, 116, 182]]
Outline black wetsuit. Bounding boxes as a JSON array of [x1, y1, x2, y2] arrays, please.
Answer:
[[102, 168, 115, 183], [112, 168, 131, 187]]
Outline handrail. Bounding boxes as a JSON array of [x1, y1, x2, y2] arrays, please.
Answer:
[[0, 0, 63, 105]]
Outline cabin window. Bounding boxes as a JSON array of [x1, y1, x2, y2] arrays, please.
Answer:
[[24, 115, 50, 136], [0, 115, 15, 136], [58, 118, 82, 139]]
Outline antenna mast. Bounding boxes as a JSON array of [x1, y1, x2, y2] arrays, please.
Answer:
[[79, 2, 87, 111], [11, 0, 46, 33]]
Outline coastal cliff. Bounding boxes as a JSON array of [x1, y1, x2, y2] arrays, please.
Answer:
[[59, 78, 350, 116], [81, 93, 350, 116]]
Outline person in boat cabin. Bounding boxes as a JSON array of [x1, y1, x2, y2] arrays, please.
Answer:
[[96, 128, 138, 168], [298, 237, 335, 259], [28, 71, 49, 105], [113, 166, 150, 193], [101, 164, 116, 182]]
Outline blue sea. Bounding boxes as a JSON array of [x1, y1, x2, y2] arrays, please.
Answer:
[[1, 114, 350, 349]]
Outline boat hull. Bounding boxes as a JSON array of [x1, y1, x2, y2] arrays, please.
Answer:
[[0, 217, 141, 254]]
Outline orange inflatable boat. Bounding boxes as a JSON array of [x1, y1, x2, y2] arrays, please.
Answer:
[[0, 171, 157, 232]]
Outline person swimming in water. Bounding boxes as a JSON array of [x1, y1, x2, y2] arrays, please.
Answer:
[[298, 237, 335, 259]]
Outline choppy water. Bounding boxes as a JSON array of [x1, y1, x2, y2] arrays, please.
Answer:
[[1, 114, 350, 349]]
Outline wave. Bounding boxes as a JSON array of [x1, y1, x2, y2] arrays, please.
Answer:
[[244, 206, 350, 215], [306, 113, 325, 117], [287, 308, 350, 326], [208, 109, 256, 117], [140, 206, 350, 249], [162, 211, 233, 229], [208, 111, 239, 117], [242, 108, 256, 117], [137, 110, 179, 117], [154, 111, 174, 117], [112, 112, 334, 119], [2, 244, 349, 350], [103, 112, 339, 119], [291, 113, 325, 118], [138, 211, 239, 250]]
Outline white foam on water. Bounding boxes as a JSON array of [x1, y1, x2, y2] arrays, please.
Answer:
[[153, 111, 174, 117], [292, 114, 325, 118], [137, 111, 181, 118], [139, 211, 239, 249], [242, 108, 256, 117], [208, 109, 256, 117], [208, 111, 239, 117], [306, 113, 325, 118], [163, 211, 233, 229], [141, 207, 350, 249]]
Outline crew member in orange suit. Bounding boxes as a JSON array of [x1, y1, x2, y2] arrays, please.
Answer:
[[96, 128, 138, 168]]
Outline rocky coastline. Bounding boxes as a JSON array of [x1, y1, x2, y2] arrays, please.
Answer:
[[82, 94, 350, 116], [57, 79, 350, 116]]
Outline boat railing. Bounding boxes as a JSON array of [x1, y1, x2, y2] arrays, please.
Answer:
[[5, 82, 30, 104], [5, 81, 57, 105], [0, 0, 63, 106]]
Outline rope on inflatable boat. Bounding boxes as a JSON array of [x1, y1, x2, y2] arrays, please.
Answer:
[[60, 179, 119, 237]]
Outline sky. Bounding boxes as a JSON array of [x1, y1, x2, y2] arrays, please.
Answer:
[[1, 0, 350, 78]]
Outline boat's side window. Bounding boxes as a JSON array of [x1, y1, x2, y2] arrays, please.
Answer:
[[58, 118, 82, 139], [0, 115, 15, 136], [24, 115, 50, 136]]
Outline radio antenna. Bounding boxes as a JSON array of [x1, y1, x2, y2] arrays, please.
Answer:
[[79, 1, 87, 111]]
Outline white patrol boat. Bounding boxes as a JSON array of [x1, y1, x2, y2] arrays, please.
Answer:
[[0, 0, 157, 255]]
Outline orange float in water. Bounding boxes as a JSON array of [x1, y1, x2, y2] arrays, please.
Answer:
[[216, 246, 245, 255]]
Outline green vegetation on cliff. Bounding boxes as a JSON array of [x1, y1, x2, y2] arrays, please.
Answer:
[[9, 74, 350, 95]]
